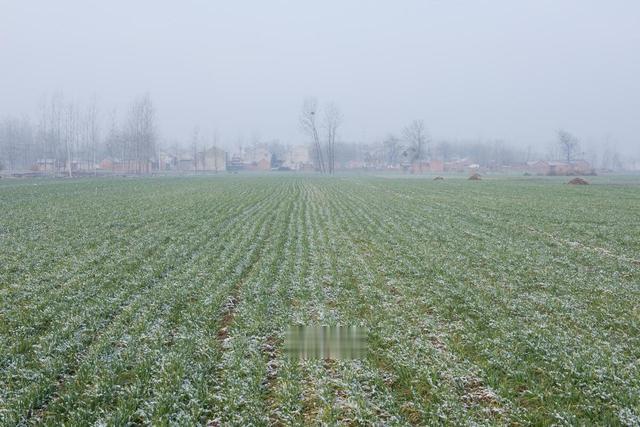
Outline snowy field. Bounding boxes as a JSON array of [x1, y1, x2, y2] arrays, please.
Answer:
[[1, 174, 639, 425]]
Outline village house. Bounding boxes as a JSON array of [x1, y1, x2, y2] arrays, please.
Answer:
[[156, 151, 177, 171], [98, 157, 136, 172], [227, 155, 244, 172], [467, 163, 481, 174], [235, 145, 272, 171], [98, 158, 152, 173], [195, 146, 226, 172], [523, 160, 550, 175], [244, 146, 271, 164], [282, 145, 312, 170], [444, 158, 474, 172], [34, 158, 95, 174], [410, 159, 444, 174], [176, 155, 195, 171], [67, 160, 95, 173], [523, 160, 593, 176], [245, 157, 271, 171], [31, 158, 62, 172], [548, 161, 573, 175]]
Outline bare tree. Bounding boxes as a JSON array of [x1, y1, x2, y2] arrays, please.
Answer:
[[435, 140, 453, 162], [383, 134, 401, 166], [212, 129, 221, 172], [49, 93, 64, 173], [191, 125, 200, 171], [323, 102, 342, 174], [0, 115, 37, 172], [0, 117, 19, 172], [104, 109, 123, 170], [86, 96, 99, 175], [63, 101, 77, 177], [125, 93, 156, 173], [557, 129, 579, 164], [403, 120, 429, 162], [300, 97, 325, 173]]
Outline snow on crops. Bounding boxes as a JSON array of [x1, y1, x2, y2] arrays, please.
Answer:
[[1, 175, 639, 425]]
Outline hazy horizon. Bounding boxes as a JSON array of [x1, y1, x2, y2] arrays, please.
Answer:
[[2, 1, 639, 154]]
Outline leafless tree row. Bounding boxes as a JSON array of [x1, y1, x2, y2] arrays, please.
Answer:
[[299, 97, 343, 174], [0, 116, 32, 172], [0, 92, 156, 174]]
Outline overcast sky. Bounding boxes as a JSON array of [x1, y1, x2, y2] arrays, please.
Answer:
[[1, 1, 639, 153]]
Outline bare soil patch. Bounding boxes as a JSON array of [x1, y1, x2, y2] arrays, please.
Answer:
[[568, 177, 589, 185]]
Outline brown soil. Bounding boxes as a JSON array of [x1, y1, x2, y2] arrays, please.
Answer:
[[568, 177, 589, 185], [216, 296, 238, 341]]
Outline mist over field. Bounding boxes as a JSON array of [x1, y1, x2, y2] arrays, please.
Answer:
[[1, 1, 639, 161]]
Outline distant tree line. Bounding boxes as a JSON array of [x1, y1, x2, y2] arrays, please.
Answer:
[[1, 95, 630, 173], [318, 125, 626, 171], [329, 137, 526, 168], [0, 93, 155, 175]]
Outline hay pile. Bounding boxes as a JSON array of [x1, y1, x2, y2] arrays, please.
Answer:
[[468, 173, 481, 181], [433, 176, 444, 181], [568, 177, 589, 185]]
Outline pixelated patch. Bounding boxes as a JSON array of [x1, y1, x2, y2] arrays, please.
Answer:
[[284, 325, 368, 360]]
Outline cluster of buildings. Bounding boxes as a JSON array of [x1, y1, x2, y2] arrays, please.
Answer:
[[518, 160, 595, 176], [26, 139, 605, 176], [336, 157, 597, 176], [31, 153, 597, 176], [158, 144, 313, 173], [419, 158, 595, 176], [31, 144, 314, 175], [157, 146, 228, 172], [424, 158, 595, 176]]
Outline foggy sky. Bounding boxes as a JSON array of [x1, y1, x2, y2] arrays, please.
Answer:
[[1, 1, 639, 153]]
